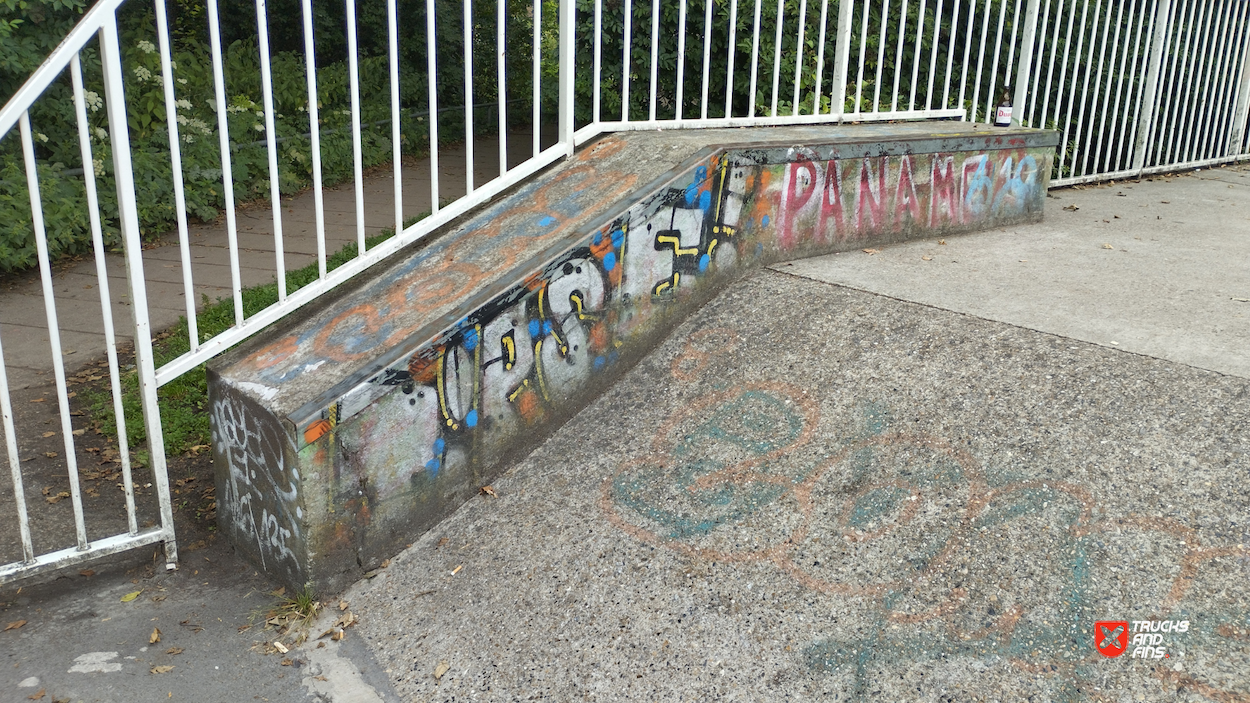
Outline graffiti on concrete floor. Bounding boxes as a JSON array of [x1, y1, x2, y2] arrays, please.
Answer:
[[599, 328, 1250, 702]]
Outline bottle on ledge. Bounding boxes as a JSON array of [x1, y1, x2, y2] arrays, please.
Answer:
[[994, 91, 1014, 127]]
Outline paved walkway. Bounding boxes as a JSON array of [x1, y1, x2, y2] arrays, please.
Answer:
[[0, 126, 558, 390], [2, 163, 1248, 702]]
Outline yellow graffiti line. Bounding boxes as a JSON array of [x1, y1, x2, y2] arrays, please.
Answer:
[[534, 339, 551, 401], [656, 234, 699, 257], [507, 378, 529, 403], [435, 354, 458, 430], [653, 272, 680, 296], [707, 239, 718, 258], [501, 332, 516, 371]]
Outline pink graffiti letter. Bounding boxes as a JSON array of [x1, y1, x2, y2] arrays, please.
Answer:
[[894, 155, 921, 229], [930, 155, 957, 227], [820, 160, 846, 241], [781, 159, 818, 248], [857, 157, 887, 231]]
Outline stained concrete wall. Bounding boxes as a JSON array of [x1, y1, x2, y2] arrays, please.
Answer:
[[209, 124, 1059, 591]]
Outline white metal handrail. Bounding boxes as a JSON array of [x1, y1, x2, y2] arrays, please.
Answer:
[[2, 0, 1249, 584]]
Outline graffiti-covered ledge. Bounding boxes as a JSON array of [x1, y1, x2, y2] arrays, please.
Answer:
[[208, 122, 1059, 591]]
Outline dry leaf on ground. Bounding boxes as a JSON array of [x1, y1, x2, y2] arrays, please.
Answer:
[[5, 620, 27, 631], [120, 591, 141, 602], [26, 689, 44, 700], [150, 665, 174, 674], [166, 647, 184, 655], [480, 485, 497, 497], [861, 248, 880, 255], [434, 661, 450, 680], [150, 627, 161, 644]]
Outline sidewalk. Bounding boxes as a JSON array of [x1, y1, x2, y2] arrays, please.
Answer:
[[0, 126, 558, 391], [2, 163, 1248, 702]]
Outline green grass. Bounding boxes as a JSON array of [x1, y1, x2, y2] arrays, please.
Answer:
[[82, 209, 435, 462]]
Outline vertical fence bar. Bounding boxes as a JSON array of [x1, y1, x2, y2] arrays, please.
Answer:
[[72, 55, 137, 535], [153, 0, 197, 352], [942, 0, 961, 108], [1205, 1, 1246, 159], [792, 0, 808, 114], [100, 17, 177, 566], [594, 0, 603, 124], [301, 0, 328, 278], [559, 0, 574, 153], [726, 0, 739, 116], [1187, 1, 1230, 162], [624, 0, 633, 120], [464, 0, 475, 190], [650, 0, 660, 121], [874, 0, 890, 112], [1038, 0, 1067, 130], [982, 0, 1009, 122], [428, 0, 441, 211], [1077, 0, 1112, 174], [1069, 0, 1102, 175], [1049, 0, 1078, 138], [391, 0, 405, 226], [534, 0, 543, 153], [1132, 0, 1173, 171], [677, 0, 687, 120], [771, 0, 784, 116], [832, 0, 854, 116], [1056, 0, 1090, 177], [749, 0, 762, 116], [1114, 0, 1153, 170], [1012, 0, 1041, 125], [1002, 0, 1022, 93], [890, 0, 907, 112], [1157, 0, 1195, 166], [1025, 0, 1050, 125], [1105, 0, 1140, 170], [970, 0, 993, 122], [856, 0, 870, 113], [1173, 1, 1210, 163], [0, 328, 32, 562], [813, 0, 828, 113], [347, 0, 367, 252], [499, 0, 509, 174], [908, 0, 925, 111], [206, 0, 244, 324], [1230, 4, 1250, 154], [701, 0, 714, 119], [20, 114, 87, 551], [925, 0, 942, 110], [255, 0, 287, 299]]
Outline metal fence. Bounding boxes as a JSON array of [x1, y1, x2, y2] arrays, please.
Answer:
[[1, 0, 1247, 583]]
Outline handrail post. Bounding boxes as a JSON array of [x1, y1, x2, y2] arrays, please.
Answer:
[[831, 0, 854, 118], [559, 0, 575, 156], [1012, 0, 1042, 126], [1132, 0, 1173, 171], [1229, 26, 1250, 156], [100, 16, 178, 570]]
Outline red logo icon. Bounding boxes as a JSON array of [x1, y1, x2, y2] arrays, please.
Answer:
[[1095, 620, 1129, 658]]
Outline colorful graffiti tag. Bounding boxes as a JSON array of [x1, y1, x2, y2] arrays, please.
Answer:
[[597, 329, 1250, 702]]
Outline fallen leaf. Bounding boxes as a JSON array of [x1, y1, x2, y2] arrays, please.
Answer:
[[1062, 205, 1079, 211], [31, 398, 45, 403], [150, 665, 174, 674], [41, 432, 54, 438], [1102, 243, 1114, 249], [380, 559, 390, 569], [281, 658, 293, 666], [314, 675, 328, 681], [339, 600, 349, 612], [921, 255, 933, 261], [436, 537, 449, 549], [273, 641, 289, 654], [79, 569, 95, 577], [480, 485, 497, 497], [27, 690, 45, 700], [166, 647, 184, 655], [451, 564, 463, 576], [44, 452, 58, 459], [434, 661, 450, 680], [861, 248, 880, 255], [72, 429, 85, 436], [120, 590, 142, 602], [150, 627, 161, 644], [938, 239, 947, 245], [4, 620, 26, 631]]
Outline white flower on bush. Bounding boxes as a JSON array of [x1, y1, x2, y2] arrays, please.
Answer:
[[226, 104, 247, 114], [94, 127, 108, 140], [92, 158, 105, 176], [183, 134, 196, 144], [253, 123, 264, 132], [84, 90, 102, 112], [177, 78, 188, 85], [255, 110, 264, 118], [133, 65, 153, 83], [137, 40, 156, 54], [35, 132, 48, 143], [175, 98, 192, 110]]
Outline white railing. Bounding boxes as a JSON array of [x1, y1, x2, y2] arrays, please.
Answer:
[[1, 0, 1248, 582]]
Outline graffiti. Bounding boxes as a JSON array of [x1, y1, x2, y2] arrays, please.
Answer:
[[210, 381, 302, 584], [598, 333, 1250, 702]]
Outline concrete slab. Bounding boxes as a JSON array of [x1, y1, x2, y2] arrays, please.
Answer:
[[345, 268, 1250, 702], [778, 164, 1250, 379]]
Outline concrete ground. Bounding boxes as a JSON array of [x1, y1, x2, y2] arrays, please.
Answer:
[[2, 163, 1248, 702]]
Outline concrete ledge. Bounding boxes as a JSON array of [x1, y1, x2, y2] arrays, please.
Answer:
[[208, 122, 1059, 591]]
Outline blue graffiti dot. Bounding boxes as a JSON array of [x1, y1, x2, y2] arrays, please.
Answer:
[[465, 409, 478, 428], [462, 328, 478, 351], [593, 231, 602, 246], [543, 321, 553, 335], [594, 356, 606, 370], [528, 320, 541, 337], [611, 229, 625, 247], [603, 251, 616, 271], [538, 216, 556, 227], [699, 190, 712, 212], [434, 438, 445, 453], [608, 351, 619, 364], [695, 166, 707, 180], [761, 214, 770, 227], [425, 458, 441, 476], [698, 254, 710, 272], [685, 187, 698, 205]]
